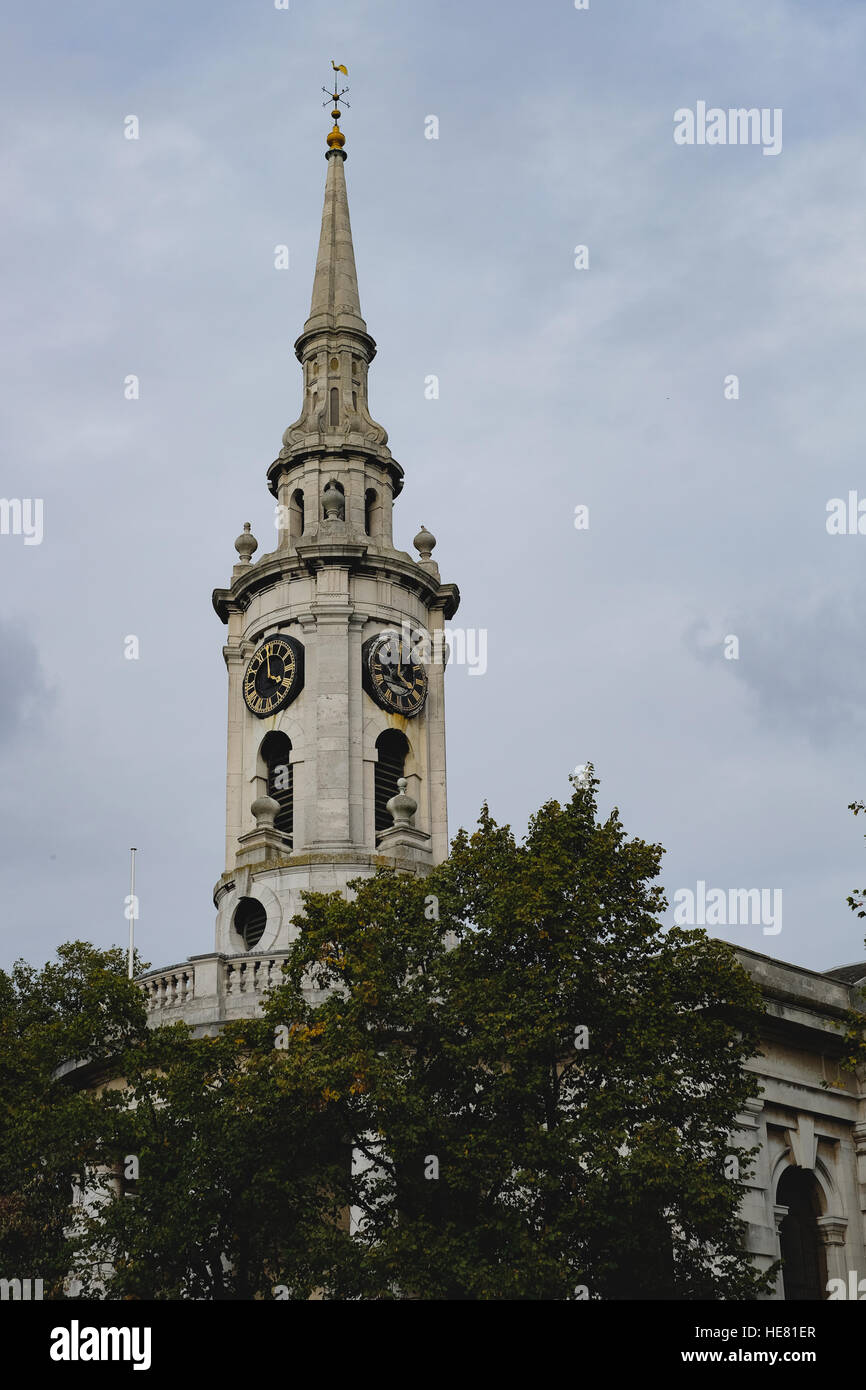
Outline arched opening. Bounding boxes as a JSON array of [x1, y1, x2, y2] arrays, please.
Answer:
[[260, 731, 293, 844], [365, 488, 378, 537], [329, 387, 340, 427], [233, 897, 267, 951], [777, 1167, 827, 1300], [375, 729, 409, 833], [290, 489, 304, 540]]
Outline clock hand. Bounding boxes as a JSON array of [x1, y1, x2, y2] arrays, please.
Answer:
[[385, 664, 408, 691]]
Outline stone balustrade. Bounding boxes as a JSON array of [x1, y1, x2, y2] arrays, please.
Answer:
[[137, 952, 292, 1029], [141, 966, 194, 1013], [223, 953, 289, 999]]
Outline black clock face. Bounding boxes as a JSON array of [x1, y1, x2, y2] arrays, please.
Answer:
[[243, 634, 304, 718], [362, 632, 428, 717]]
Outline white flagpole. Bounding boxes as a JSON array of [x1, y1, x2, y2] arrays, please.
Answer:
[[128, 847, 137, 979]]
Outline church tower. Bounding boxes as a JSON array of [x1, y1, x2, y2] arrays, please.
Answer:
[[210, 87, 459, 958]]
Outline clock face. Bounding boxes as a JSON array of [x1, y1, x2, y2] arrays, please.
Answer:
[[362, 631, 428, 717], [243, 634, 304, 718]]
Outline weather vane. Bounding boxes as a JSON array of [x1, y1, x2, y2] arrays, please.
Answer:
[[322, 61, 350, 150], [323, 60, 349, 113]]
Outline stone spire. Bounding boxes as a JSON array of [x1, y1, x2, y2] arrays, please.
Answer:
[[301, 137, 368, 342], [269, 74, 398, 497], [208, 72, 462, 973]]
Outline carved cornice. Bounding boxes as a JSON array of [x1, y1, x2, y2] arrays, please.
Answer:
[[213, 547, 460, 623]]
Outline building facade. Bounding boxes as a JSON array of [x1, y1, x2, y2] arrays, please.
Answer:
[[731, 947, 866, 1300]]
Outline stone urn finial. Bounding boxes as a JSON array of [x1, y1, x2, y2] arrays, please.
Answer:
[[235, 522, 258, 564], [322, 480, 345, 521], [386, 777, 417, 828], [413, 523, 436, 561], [251, 795, 280, 829]]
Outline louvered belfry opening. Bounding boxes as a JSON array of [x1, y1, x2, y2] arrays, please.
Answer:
[[261, 731, 293, 844], [234, 896, 267, 950], [375, 729, 409, 833]]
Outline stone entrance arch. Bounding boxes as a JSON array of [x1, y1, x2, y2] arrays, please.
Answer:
[[776, 1166, 826, 1299]]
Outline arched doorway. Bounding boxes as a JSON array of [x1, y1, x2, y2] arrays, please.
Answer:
[[776, 1167, 826, 1300]]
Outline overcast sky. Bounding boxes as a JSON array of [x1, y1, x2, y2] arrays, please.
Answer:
[[1, 0, 865, 976]]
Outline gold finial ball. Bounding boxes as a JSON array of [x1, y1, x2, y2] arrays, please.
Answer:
[[327, 123, 345, 149]]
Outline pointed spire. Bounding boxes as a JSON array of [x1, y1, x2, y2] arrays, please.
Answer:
[[302, 144, 368, 340], [271, 68, 403, 500], [299, 70, 368, 342]]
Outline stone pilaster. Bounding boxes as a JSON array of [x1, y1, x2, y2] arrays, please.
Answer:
[[817, 1216, 849, 1291], [426, 608, 450, 864], [310, 575, 353, 848], [771, 1205, 788, 1300], [223, 635, 249, 870]]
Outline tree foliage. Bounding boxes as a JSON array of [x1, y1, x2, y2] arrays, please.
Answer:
[[0, 942, 149, 1295], [0, 774, 775, 1299], [262, 770, 772, 1299]]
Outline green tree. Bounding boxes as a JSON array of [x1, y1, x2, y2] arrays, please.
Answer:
[[264, 769, 774, 1299], [72, 1016, 353, 1300], [0, 942, 352, 1299], [0, 941, 149, 1296], [2, 773, 776, 1300]]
